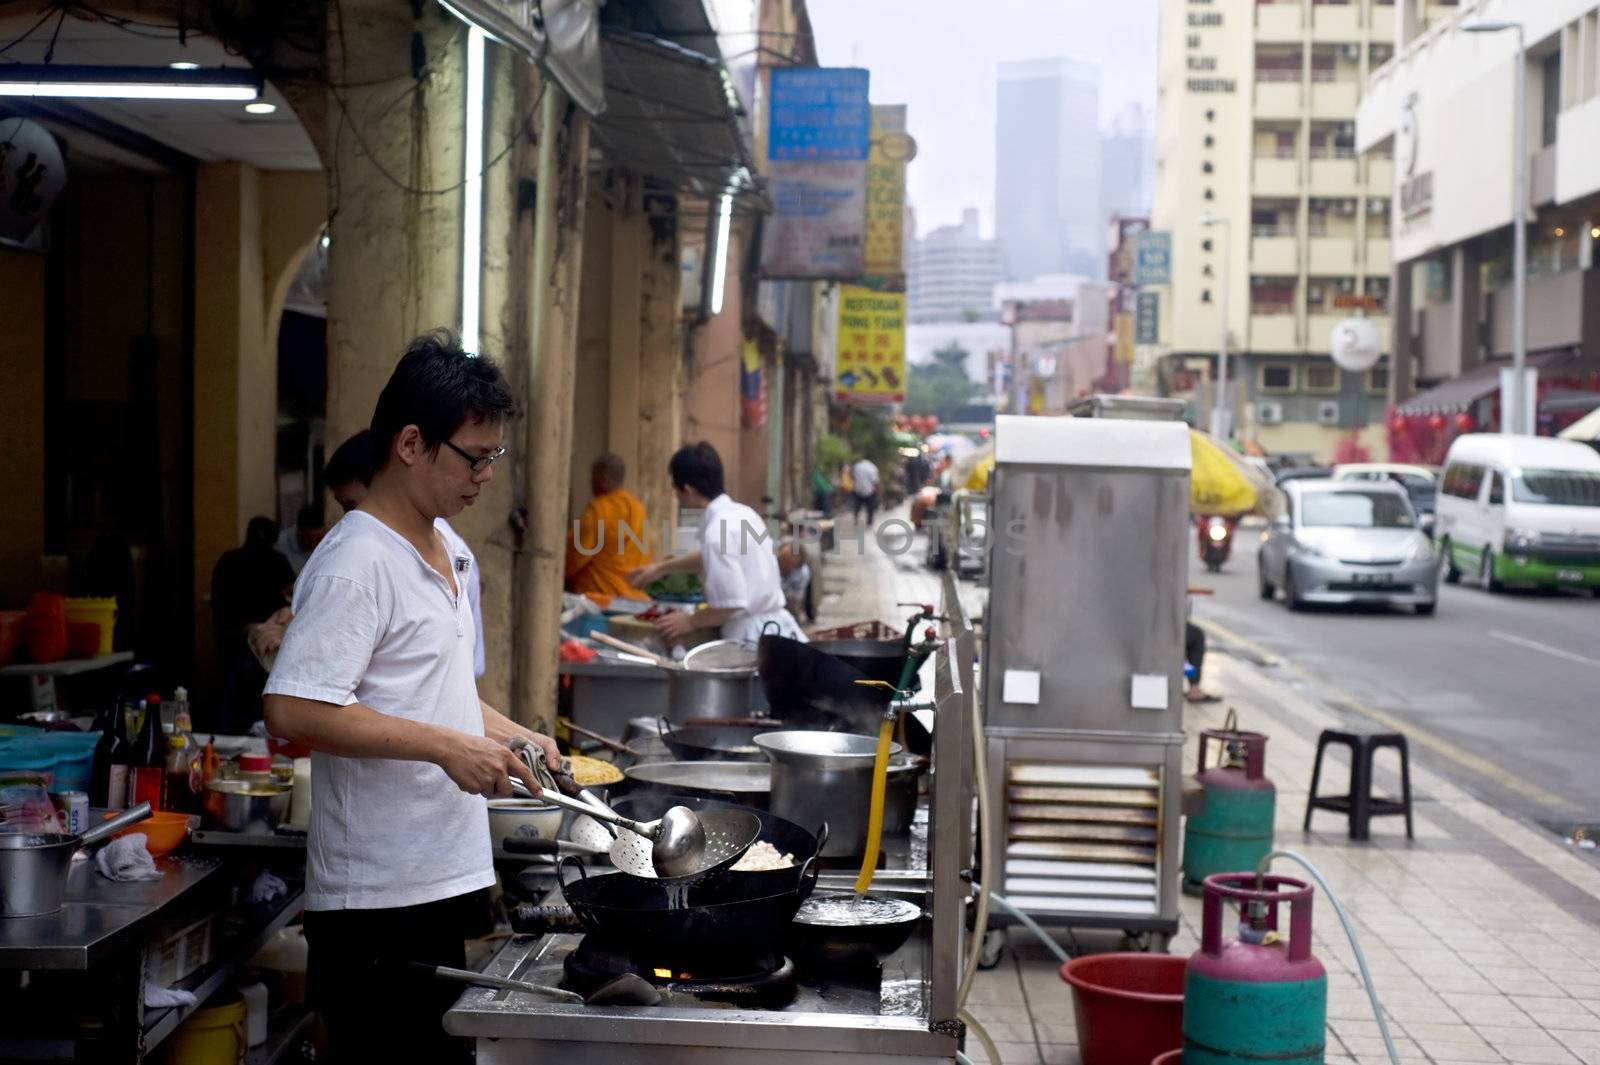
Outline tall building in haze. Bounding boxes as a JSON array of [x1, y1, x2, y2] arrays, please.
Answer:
[[995, 58, 1104, 282], [908, 209, 1006, 323], [1101, 104, 1153, 223]]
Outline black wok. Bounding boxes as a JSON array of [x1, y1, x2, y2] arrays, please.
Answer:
[[756, 634, 887, 733], [786, 891, 925, 970], [554, 855, 819, 966], [807, 638, 922, 694], [658, 719, 776, 762]]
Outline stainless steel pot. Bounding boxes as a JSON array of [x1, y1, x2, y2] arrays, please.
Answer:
[[664, 664, 757, 724], [203, 780, 292, 833], [882, 754, 928, 836], [621, 761, 771, 808], [0, 802, 154, 918], [755, 732, 902, 858]]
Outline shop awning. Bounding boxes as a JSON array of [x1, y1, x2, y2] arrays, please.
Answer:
[[1397, 351, 1575, 415], [591, 29, 757, 200]]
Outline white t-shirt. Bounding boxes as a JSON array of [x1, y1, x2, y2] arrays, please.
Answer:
[[436, 519, 486, 679], [699, 494, 807, 643], [264, 510, 492, 911], [851, 459, 880, 496]]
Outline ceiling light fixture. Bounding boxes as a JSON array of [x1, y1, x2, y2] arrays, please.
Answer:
[[244, 101, 277, 115], [0, 64, 260, 101], [168, 62, 201, 71]]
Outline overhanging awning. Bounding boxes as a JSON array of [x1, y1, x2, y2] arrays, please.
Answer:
[[447, 0, 606, 115], [1398, 351, 1575, 415], [590, 29, 757, 200]]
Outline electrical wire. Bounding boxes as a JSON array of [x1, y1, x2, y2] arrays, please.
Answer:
[[959, 1008, 1002, 1065], [956, 674, 993, 1006], [0, 6, 62, 61]]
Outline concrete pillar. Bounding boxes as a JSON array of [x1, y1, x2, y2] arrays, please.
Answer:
[[1389, 260, 1414, 406], [0, 249, 46, 601], [685, 220, 749, 498], [323, 0, 466, 454], [635, 188, 684, 535], [513, 89, 591, 731], [609, 175, 644, 479], [1451, 243, 1482, 375], [193, 162, 273, 617]]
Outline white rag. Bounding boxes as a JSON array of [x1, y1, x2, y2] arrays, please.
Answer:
[[248, 869, 288, 904], [94, 835, 161, 882]]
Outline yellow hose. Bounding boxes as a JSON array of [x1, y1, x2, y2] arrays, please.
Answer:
[[854, 715, 896, 894]]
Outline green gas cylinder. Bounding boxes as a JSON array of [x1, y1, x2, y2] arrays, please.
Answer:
[[1183, 729, 1274, 894]]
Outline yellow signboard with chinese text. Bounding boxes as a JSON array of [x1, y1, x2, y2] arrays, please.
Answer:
[[864, 105, 912, 276], [835, 285, 906, 405]]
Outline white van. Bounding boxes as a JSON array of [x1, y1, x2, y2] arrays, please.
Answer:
[[1435, 434, 1600, 592]]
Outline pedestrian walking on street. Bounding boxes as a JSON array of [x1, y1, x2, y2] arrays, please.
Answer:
[[263, 331, 560, 1064], [850, 455, 881, 525]]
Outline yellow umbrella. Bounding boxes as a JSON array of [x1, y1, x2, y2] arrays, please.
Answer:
[[952, 442, 995, 491], [1190, 430, 1281, 518]]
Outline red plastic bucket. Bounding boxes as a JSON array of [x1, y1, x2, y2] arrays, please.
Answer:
[[1059, 953, 1185, 1065]]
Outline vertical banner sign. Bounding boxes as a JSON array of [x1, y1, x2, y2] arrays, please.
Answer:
[[740, 338, 767, 428], [1115, 312, 1135, 365], [864, 105, 912, 276], [1136, 291, 1160, 344], [761, 68, 872, 279], [834, 285, 906, 404]]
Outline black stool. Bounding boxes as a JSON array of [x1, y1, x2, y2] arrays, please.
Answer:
[[1304, 730, 1414, 841]]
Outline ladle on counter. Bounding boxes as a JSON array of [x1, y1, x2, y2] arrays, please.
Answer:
[[412, 962, 662, 1007]]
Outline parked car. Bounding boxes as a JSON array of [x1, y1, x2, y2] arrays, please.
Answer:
[[1333, 463, 1439, 535], [926, 489, 987, 577], [1273, 466, 1332, 486], [1259, 479, 1438, 614], [1434, 433, 1600, 593]]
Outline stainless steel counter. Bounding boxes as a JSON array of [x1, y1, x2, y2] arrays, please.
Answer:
[[0, 853, 226, 969], [446, 928, 957, 1065]]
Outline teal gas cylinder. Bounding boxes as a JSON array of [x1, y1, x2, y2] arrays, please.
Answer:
[[1184, 872, 1327, 1065], [1182, 729, 1275, 894]]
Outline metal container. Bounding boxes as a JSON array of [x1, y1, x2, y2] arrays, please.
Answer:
[[664, 665, 757, 725], [621, 761, 771, 807], [881, 754, 928, 836], [1185, 873, 1327, 1065], [755, 731, 901, 858], [1182, 731, 1275, 894], [203, 780, 292, 834], [0, 803, 153, 917]]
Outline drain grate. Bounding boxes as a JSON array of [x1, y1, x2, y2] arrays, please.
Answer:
[[1540, 821, 1600, 851]]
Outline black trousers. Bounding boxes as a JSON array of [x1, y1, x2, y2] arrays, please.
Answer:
[[852, 491, 878, 524], [303, 888, 492, 1064], [1185, 622, 1207, 685]]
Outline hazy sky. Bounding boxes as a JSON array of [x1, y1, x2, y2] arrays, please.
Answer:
[[802, 0, 1157, 240]]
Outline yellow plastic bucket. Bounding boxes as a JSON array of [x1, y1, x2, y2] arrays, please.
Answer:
[[63, 597, 116, 656], [162, 993, 247, 1065]]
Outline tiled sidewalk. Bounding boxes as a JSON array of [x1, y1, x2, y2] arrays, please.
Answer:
[[811, 512, 1600, 1065]]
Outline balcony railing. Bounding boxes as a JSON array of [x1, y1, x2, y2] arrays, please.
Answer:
[[1256, 68, 1304, 83], [1252, 224, 1296, 237], [1307, 145, 1357, 160]]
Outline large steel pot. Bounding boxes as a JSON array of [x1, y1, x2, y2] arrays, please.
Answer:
[[663, 667, 757, 725], [620, 761, 771, 808], [882, 753, 929, 836], [203, 780, 292, 833], [0, 802, 153, 917], [755, 731, 901, 858]]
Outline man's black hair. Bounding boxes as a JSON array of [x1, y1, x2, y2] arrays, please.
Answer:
[[245, 516, 279, 550], [668, 442, 725, 500], [296, 504, 324, 531], [324, 430, 380, 489], [369, 330, 515, 460]]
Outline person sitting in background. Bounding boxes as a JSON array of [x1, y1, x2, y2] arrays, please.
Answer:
[[564, 452, 652, 603], [1185, 586, 1219, 704], [276, 505, 327, 576], [211, 516, 295, 734], [251, 430, 487, 678]]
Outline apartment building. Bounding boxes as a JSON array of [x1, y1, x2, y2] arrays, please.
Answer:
[[1153, 0, 1409, 459], [907, 208, 1006, 323], [1358, 0, 1600, 451]]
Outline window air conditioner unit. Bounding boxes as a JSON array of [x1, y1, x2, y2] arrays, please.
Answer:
[[1258, 401, 1285, 426], [1316, 400, 1342, 426], [1341, 45, 1361, 61], [1336, 201, 1357, 215]]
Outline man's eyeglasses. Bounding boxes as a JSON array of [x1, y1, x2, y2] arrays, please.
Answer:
[[443, 440, 506, 474]]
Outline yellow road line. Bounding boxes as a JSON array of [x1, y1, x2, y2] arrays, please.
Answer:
[[1198, 617, 1571, 811]]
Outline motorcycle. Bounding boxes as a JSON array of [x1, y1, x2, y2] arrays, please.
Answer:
[[1196, 515, 1236, 572]]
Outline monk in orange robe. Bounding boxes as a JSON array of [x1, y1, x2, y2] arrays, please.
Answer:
[[565, 452, 652, 602]]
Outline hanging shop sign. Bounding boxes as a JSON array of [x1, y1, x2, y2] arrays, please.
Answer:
[[864, 105, 913, 277], [761, 67, 872, 280], [1115, 312, 1135, 366], [0, 118, 66, 245], [834, 285, 905, 405], [1136, 292, 1160, 344], [740, 337, 768, 429], [1134, 231, 1172, 285]]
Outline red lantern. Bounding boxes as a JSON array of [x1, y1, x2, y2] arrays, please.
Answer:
[[1455, 413, 1475, 432], [1389, 415, 1407, 433], [1428, 414, 1446, 431]]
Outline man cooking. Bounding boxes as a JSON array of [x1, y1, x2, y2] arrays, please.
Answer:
[[627, 441, 807, 644], [263, 331, 559, 1063]]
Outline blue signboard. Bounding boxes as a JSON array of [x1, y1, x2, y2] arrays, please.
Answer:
[[768, 68, 872, 162], [1135, 231, 1172, 286]]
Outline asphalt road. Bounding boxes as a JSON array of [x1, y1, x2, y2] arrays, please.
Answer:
[[1191, 526, 1600, 833]]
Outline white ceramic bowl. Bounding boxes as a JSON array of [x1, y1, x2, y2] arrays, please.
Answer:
[[487, 799, 563, 846]]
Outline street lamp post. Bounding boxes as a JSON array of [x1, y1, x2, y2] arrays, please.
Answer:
[[1199, 213, 1231, 439], [1464, 18, 1527, 434]]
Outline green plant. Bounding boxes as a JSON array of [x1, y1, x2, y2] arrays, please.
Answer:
[[905, 342, 980, 423]]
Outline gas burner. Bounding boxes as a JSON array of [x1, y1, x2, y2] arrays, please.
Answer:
[[563, 935, 798, 1008]]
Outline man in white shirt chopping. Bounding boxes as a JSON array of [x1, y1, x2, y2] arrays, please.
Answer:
[[263, 332, 559, 1062], [628, 441, 808, 644]]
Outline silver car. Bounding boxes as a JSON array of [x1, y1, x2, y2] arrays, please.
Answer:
[[1259, 479, 1439, 615]]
